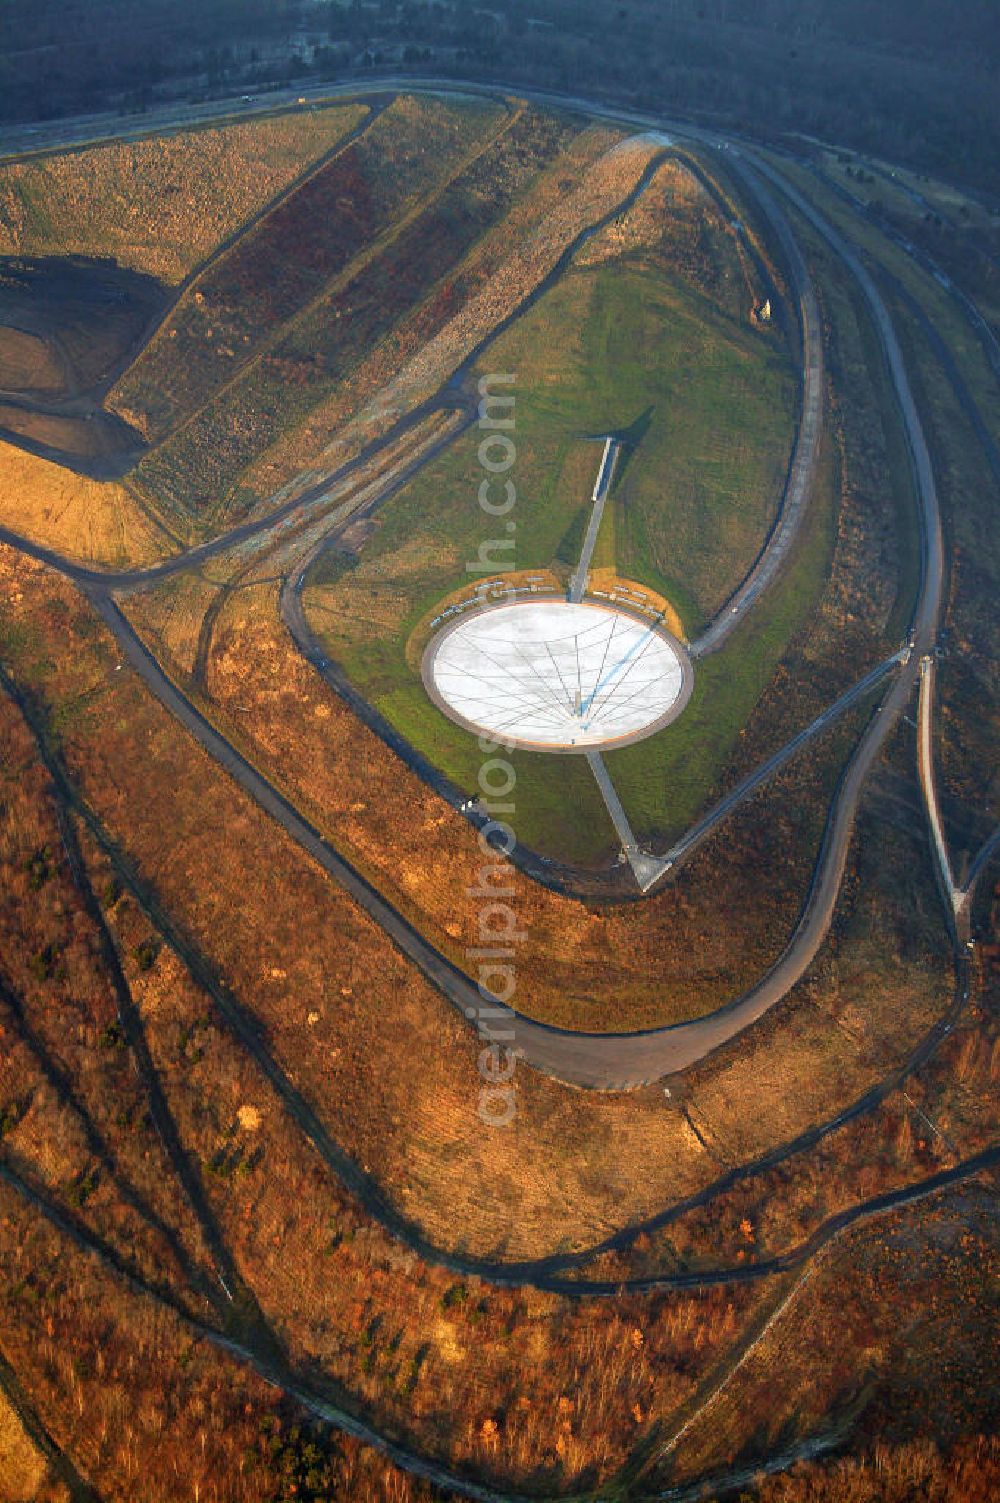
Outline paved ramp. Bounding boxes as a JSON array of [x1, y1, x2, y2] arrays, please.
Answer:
[[585, 750, 672, 892], [569, 437, 619, 602]]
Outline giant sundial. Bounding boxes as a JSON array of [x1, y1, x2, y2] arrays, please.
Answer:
[[418, 433, 697, 889], [422, 597, 693, 752]]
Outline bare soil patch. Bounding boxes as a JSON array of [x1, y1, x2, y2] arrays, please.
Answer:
[[0, 254, 169, 478]]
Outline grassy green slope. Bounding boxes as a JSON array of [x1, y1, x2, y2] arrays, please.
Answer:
[[579, 268, 795, 635], [305, 259, 823, 864]]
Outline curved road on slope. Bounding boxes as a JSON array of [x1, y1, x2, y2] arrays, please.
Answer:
[[84, 571, 920, 1095], [743, 155, 945, 641], [658, 651, 905, 873], [8, 649, 979, 1296], [0, 103, 836, 908], [282, 500, 899, 898], [0, 83, 991, 1503], [7, 659, 983, 1345], [280, 132, 945, 1086], [277, 137, 837, 901], [688, 160, 825, 659], [78, 145, 941, 1087], [0, 97, 949, 1088], [0, 136, 677, 594]]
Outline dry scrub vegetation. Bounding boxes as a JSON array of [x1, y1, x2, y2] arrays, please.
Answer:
[[123, 482, 852, 1038], [0, 716, 988, 1499], [198, 570, 866, 1027], [235, 126, 663, 507], [576, 152, 760, 322], [654, 1191, 1000, 1498], [584, 921, 997, 1286], [0, 684, 218, 1303], [0, 1161, 765, 1501], [109, 95, 519, 526], [0, 102, 996, 1498], [755, 153, 1000, 849], [105, 111, 674, 534], [0, 542, 952, 1269], [0, 526, 992, 1497], [0, 1388, 47, 1502], [0, 593, 776, 1495], [0, 104, 368, 283], [0, 325, 63, 392], [0, 1205, 453, 1503]]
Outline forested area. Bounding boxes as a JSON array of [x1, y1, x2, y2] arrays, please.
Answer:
[[0, 0, 998, 194]]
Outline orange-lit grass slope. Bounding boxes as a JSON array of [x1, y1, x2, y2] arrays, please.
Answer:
[[0, 686, 218, 1300], [1, 696, 992, 1497], [193, 573, 863, 1027], [0, 1388, 48, 1502], [1, 615, 777, 1495], [0, 438, 174, 566], [649, 1192, 1000, 1498]]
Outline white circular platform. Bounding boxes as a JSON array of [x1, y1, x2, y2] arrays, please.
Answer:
[[422, 598, 693, 752]]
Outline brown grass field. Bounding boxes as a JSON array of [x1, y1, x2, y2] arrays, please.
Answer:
[[0, 104, 369, 283]]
